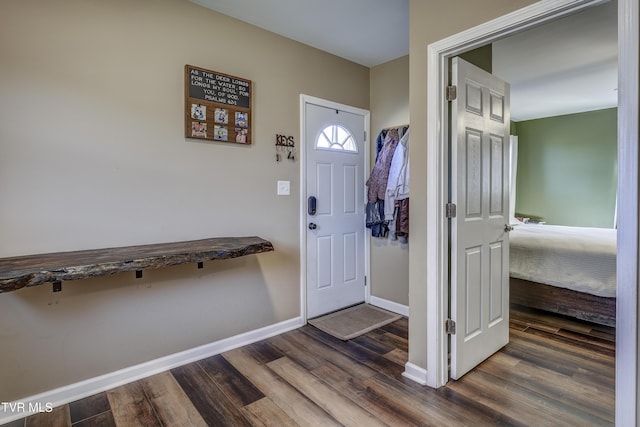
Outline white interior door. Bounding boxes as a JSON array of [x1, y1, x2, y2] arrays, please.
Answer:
[[305, 101, 366, 319], [450, 57, 511, 379]]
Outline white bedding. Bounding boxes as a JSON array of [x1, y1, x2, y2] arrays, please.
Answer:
[[509, 223, 617, 298]]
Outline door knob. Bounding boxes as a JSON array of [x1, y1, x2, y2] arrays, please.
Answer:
[[308, 223, 317, 230], [505, 224, 514, 232]]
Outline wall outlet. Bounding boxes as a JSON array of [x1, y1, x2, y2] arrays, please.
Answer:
[[277, 180, 290, 196]]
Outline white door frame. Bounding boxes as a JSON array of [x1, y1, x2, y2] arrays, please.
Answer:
[[299, 94, 371, 322], [425, 0, 638, 422]]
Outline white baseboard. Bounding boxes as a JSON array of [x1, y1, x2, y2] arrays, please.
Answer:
[[402, 362, 428, 385], [369, 296, 409, 317], [0, 316, 304, 425]]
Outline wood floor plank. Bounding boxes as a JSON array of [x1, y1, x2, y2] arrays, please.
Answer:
[[244, 340, 286, 364], [271, 328, 377, 382], [223, 348, 341, 426], [510, 328, 614, 368], [511, 304, 593, 334], [300, 324, 406, 379], [588, 327, 616, 342], [379, 331, 409, 352], [171, 363, 252, 427], [522, 324, 617, 360], [477, 352, 614, 423], [351, 332, 398, 355], [138, 371, 207, 427], [383, 348, 408, 366], [241, 397, 298, 427], [267, 356, 387, 427], [572, 366, 617, 391], [379, 317, 408, 338], [25, 406, 70, 427], [553, 328, 616, 353], [300, 323, 359, 349], [449, 369, 612, 426], [266, 331, 327, 371], [509, 318, 532, 331], [2, 419, 25, 427], [501, 341, 578, 377], [68, 392, 110, 424], [106, 382, 161, 427], [512, 328, 615, 372], [310, 361, 422, 426], [198, 354, 265, 407], [72, 411, 116, 427], [367, 370, 525, 426]]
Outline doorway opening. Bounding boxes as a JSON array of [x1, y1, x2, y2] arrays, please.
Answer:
[[447, 0, 618, 379], [424, 4, 637, 422]]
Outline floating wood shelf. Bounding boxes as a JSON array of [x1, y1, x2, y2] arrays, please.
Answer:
[[0, 236, 274, 294]]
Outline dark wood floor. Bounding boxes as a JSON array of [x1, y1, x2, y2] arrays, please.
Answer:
[[5, 304, 615, 426]]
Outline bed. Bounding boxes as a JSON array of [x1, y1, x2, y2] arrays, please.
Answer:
[[509, 223, 617, 326]]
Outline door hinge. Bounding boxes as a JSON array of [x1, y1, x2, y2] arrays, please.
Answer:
[[364, 130, 367, 141], [445, 319, 456, 335], [446, 85, 457, 101], [445, 203, 457, 218], [364, 276, 367, 287]]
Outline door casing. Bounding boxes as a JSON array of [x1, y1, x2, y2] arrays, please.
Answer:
[[299, 94, 371, 321], [424, 1, 637, 423]]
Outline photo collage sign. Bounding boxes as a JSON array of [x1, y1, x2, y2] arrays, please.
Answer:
[[185, 65, 251, 144]]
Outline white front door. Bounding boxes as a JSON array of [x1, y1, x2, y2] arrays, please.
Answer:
[[304, 100, 367, 319], [450, 57, 511, 379]]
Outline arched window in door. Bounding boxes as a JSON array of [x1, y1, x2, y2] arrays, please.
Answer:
[[316, 124, 358, 152]]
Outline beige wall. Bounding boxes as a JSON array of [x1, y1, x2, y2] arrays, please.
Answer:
[[407, 0, 537, 370], [369, 56, 410, 305], [0, 0, 369, 401]]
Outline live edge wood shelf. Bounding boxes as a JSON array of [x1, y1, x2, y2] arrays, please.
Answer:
[[0, 237, 274, 294]]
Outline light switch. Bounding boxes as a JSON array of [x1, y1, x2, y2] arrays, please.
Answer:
[[277, 180, 290, 196]]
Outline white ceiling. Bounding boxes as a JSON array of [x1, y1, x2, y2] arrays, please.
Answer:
[[190, 0, 617, 121], [492, 0, 618, 121], [189, 0, 409, 68]]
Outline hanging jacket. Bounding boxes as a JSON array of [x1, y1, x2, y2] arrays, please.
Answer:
[[366, 128, 399, 203], [384, 130, 410, 220]]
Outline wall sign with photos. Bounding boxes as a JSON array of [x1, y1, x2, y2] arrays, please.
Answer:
[[185, 65, 252, 144]]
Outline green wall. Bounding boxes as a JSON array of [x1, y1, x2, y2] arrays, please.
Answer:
[[515, 108, 617, 228], [459, 44, 492, 73]]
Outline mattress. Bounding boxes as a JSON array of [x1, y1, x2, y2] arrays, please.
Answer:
[[509, 223, 617, 297]]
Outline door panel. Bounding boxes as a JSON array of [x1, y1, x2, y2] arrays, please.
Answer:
[[317, 163, 333, 215], [466, 130, 483, 217], [450, 57, 511, 379], [305, 102, 366, 319], [489, 241, 505, 324], [344, 166, 357, 214], [465, 246, 482, 337], [317, 236, 332, 289], [343, 233, 357, 282]]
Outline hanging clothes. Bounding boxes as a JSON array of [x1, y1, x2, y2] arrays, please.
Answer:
[[384, 129, 410, 221], [383, 129, 410, 241], [366, 126, 409, 239], [395, 198, 409, 243], [374, 129, 387, 163], [366, 128, 399, 238], [367, 128, 399, 203], [365, 199, 386, 237]]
